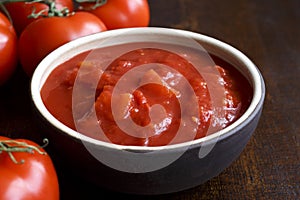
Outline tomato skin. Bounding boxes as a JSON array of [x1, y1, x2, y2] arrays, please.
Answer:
[[4, 0, 74, 36], [18, 11, 107, 76], [80, 0, 150, 30], [0, 136, 59, 200], [0, 12, 18, 86]]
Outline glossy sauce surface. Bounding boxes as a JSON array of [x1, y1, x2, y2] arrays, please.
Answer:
[[41, 44, 252, 146]]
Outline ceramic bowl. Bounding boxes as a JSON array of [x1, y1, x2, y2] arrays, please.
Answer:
[[31, 27, 265, 195]]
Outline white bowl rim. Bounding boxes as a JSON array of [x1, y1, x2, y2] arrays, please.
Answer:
[[31, 27, 265, 152]]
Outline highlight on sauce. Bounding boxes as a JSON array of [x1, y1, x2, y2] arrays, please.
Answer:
[[41, 44, 252, 146]]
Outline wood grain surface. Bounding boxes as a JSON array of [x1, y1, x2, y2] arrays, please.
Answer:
[[0, 0, 299, 199]]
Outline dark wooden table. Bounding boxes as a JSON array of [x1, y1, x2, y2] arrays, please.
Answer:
[[1, 0, 299, 199]]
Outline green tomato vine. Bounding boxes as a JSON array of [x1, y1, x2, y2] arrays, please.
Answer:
[[0, 138, 49, 164], [0, 0, 72, 19]]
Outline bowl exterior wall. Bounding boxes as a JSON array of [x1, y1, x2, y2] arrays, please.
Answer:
[[33, 104, 262, 194]]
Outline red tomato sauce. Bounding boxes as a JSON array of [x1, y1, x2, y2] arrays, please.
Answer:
[[41, 44, 252, 146]]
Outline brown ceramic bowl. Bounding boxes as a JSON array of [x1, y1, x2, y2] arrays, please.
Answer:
[[31, 27, 265, 195]]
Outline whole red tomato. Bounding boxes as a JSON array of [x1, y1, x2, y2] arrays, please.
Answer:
[[79, 0, 150, 30], [18, 11, 107, 76], [0, 12, 17, 85], [0, 136, 59, 200], [4, 0, 74, 36]]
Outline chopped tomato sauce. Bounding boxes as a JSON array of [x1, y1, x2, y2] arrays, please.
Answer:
[[41, 44, 252, 146]]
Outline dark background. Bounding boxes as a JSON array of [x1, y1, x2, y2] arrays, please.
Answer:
[[0, 0, 299, 199]]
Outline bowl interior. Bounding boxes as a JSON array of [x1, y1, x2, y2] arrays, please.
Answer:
[[31, 27, 265, 151]]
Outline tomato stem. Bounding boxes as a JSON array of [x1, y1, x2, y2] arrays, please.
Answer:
[[2, 0, 72, 18], [75, 0, 107, 10], [0, 139, 48, 164]]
